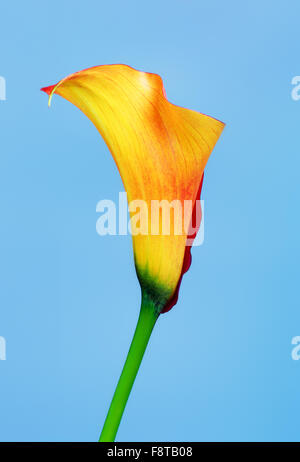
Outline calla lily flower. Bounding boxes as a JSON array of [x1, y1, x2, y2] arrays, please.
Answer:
[[41, 64, 224, 441]]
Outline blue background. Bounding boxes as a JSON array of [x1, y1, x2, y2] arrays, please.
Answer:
[[0, 0, 299, 442]]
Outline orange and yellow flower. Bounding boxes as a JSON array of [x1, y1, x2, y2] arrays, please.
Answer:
[[41, 64, 224, 315]]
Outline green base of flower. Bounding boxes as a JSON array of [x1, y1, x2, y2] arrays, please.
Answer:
[[99, 292, 160, 442]]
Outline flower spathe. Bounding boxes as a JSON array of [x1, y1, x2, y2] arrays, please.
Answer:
[[41, 64, 224, 314]]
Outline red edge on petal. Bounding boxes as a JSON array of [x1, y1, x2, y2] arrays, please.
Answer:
[[40, 85, 56, 95], [160, 174, 204, 314]]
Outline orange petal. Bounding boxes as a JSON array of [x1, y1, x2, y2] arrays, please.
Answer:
[[41, 64, 225, 313]]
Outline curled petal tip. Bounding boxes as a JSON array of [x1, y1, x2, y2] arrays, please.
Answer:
[[41, 84, 57, 107], [40, 85, 54, 95]]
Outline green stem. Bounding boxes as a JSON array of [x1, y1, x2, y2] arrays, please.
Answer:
[[99, 295, 159, 442]]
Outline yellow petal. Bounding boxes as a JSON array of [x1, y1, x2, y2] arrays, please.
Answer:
[[41, 64, 224, 312]]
